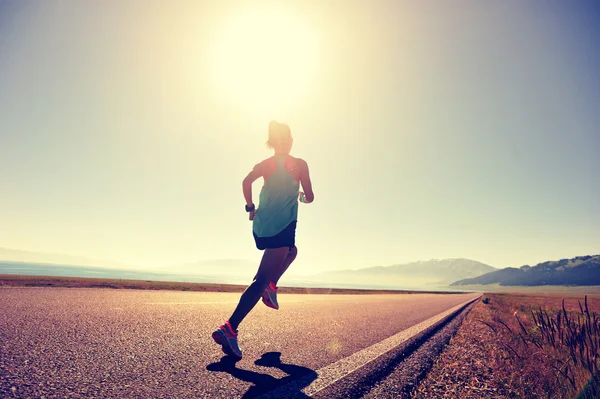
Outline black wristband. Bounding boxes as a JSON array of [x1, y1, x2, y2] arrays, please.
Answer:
[[245, 203, 255, 212]]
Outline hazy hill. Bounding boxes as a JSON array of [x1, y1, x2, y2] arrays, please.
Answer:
[[307, 258, 496, 288], [0, 247, 128, 269], [164, 259, 258, 279], [451, 255, 600, 286], [0, 248, 259, 283]]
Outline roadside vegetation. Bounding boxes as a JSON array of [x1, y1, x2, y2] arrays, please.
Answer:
[[415, 293, 600, 398], [0, 274, 454, 295]]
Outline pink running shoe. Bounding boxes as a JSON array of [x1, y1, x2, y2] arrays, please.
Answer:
[[212, 321, 242, 359], [262, 281, 279, 310]]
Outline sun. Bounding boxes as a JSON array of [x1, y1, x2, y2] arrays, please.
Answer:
[[212, 8, 317, 111]]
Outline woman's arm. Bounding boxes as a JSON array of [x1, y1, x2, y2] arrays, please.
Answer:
[[299, 159, 314, 203], [242, 163, 262, 219]]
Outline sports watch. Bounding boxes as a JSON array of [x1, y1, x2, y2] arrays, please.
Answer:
[[245, 203, 255, 212]]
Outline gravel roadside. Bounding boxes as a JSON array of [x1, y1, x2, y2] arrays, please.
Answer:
[[357, 300, 477, 398], [412, 298, 518, 398]]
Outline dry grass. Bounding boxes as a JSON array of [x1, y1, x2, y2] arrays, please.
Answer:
[[415, 293, 600, 398], [0, 274, 459, 295]]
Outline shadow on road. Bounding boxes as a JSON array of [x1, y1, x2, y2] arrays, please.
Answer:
[[206, 351, 317, 398]]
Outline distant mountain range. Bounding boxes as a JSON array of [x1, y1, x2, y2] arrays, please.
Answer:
[[306, 258, 497, 288], [4, 246, 598, 289], [451, 255, 600, 286]]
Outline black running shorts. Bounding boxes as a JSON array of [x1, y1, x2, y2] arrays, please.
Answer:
[[253, 221, 297, 250]]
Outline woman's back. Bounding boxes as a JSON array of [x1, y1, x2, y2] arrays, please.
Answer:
[[253, 155, 300, 238]]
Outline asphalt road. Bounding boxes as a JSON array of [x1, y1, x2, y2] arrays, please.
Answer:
[[0, 288, 479, 398]]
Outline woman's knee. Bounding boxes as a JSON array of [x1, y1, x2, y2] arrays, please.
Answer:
[[289, 246, 298, 257], [250, 275, 270, 290]]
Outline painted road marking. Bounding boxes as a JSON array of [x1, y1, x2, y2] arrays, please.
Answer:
[[257, 295, 480, 398], [144, 300, 306, 305]]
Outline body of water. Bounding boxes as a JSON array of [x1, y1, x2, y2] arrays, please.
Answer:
[[0, 261, 463, 292]]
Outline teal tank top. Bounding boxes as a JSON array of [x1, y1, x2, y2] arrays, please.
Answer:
[[252, 155, 299, 238]]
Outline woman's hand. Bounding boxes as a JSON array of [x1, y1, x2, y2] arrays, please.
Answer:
[[249, 209, 255, 221], [298, 192, 307, 203]]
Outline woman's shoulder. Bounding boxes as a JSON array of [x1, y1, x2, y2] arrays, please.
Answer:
[[287, 155, 307, 165], [256, 157, 275, 167], [255, 157, 281, 178]]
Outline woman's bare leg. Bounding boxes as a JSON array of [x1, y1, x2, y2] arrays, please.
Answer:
[[228, 247, 289, 330], [273, 246, 297, 285]]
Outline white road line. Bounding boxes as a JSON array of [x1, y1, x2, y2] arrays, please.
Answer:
[[257, 295, 480, 398], [144, 300, 307, 305], [144, 302, 241, 305]]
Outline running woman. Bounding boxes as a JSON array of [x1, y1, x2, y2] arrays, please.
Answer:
[[212, 121, 314, 360]]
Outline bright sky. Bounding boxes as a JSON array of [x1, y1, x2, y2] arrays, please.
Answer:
[[1, 1, 598, 273]]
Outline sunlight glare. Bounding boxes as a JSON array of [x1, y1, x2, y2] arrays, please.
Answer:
[[212, 9, 317, 112]]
